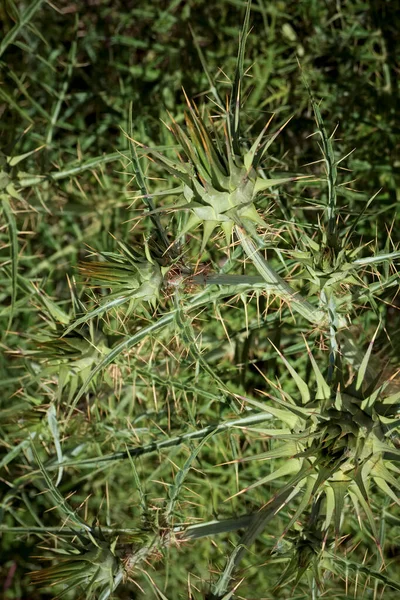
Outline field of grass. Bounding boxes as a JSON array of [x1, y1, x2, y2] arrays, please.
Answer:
[[1, 1, 400, 598]]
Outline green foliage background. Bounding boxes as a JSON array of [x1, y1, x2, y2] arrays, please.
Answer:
[[1, 1, 399, 598]]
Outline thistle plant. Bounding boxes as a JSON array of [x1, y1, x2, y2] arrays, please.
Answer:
[[147, 95, 300, 252], [31, 533, 120, 599], [79, 240, 166, 312], [240, 337, 400, 535], [144, 7, 306, 255], [2, 1, 400, 599]]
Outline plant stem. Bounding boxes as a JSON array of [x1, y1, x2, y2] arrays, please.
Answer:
[[235, 225, 328, 327], [46, 412, 274, 469]]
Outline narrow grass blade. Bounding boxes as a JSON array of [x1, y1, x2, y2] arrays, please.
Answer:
[[1, 196, 18, 328], [0, 0, 44, 58], [46, 404, 63, 486], [229, 0, 252, 154], [189, 25, 223, 107], [0, 434, 36, 470]]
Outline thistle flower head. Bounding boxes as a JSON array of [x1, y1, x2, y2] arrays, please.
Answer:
[[250, 338, 400, 540], [31, 536, 120, 599], [148, 99, 301, 252], [79, 241, 166, 310]]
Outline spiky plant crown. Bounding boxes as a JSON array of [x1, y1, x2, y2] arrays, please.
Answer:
[[291, 231, 364, 293], [240, 338, 400, 544], [79, 240, 166, 310], [289, 229, 400, 310], [147, 97, 304, 253], [31, 533, 120, 599], [143, 5, 306, 254]]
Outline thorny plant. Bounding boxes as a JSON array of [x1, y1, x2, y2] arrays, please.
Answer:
[[1, 1, 400, 599]]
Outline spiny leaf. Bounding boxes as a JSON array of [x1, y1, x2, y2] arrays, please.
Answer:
[[301, 68, 337, 243], [356, 325, 380, 392], [269, 339, 310, 404], [330, 479, 349, 535], [30, 442, 90, 531], [280, 475, 316, 537], [165, 432, 215, 523], [234, 458, 302, 496], [304, 337, 331, 401]]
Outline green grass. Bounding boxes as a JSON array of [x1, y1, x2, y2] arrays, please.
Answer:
[[1, 1, 400, 598]]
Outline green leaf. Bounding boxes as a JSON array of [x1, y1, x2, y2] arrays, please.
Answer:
[[1, 195, 18, 328], [304, 339, 331, 401], [350, 481, 378, 540], [281, 475, 315, 536], [46, 404, 63, 487], [269, 340, 310, 404], [0, 434, 36, 470], [302, 72, 337, 243], [0, 0, 44, 58], [30, 442, 90, 531], [254, 174, 310, 193], [238, 458, 303, 495], [356, 325, 380, 392], [229, 0, 252, 154], [330, 479, 349, 535]]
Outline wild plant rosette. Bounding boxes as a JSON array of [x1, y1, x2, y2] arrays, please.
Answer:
[[79, 241, 166, 311], [238, 338, 400, 543], [146, 95, 305, 252], [31, 535, 121, 599], [213, 337, 400, 592]]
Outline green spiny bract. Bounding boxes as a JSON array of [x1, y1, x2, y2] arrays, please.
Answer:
[[250, 340, 400, 539], [290, 231, 363, 296], [30, 328, 108, 403], [79, 241, 166, 310], [289, 227, 400, 315], [35, 328, 107, 362], [27, 287, 110, 400], [31, 536, 120, 599], [147, 96, 301, 252], [274, 509, 325, 591]]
